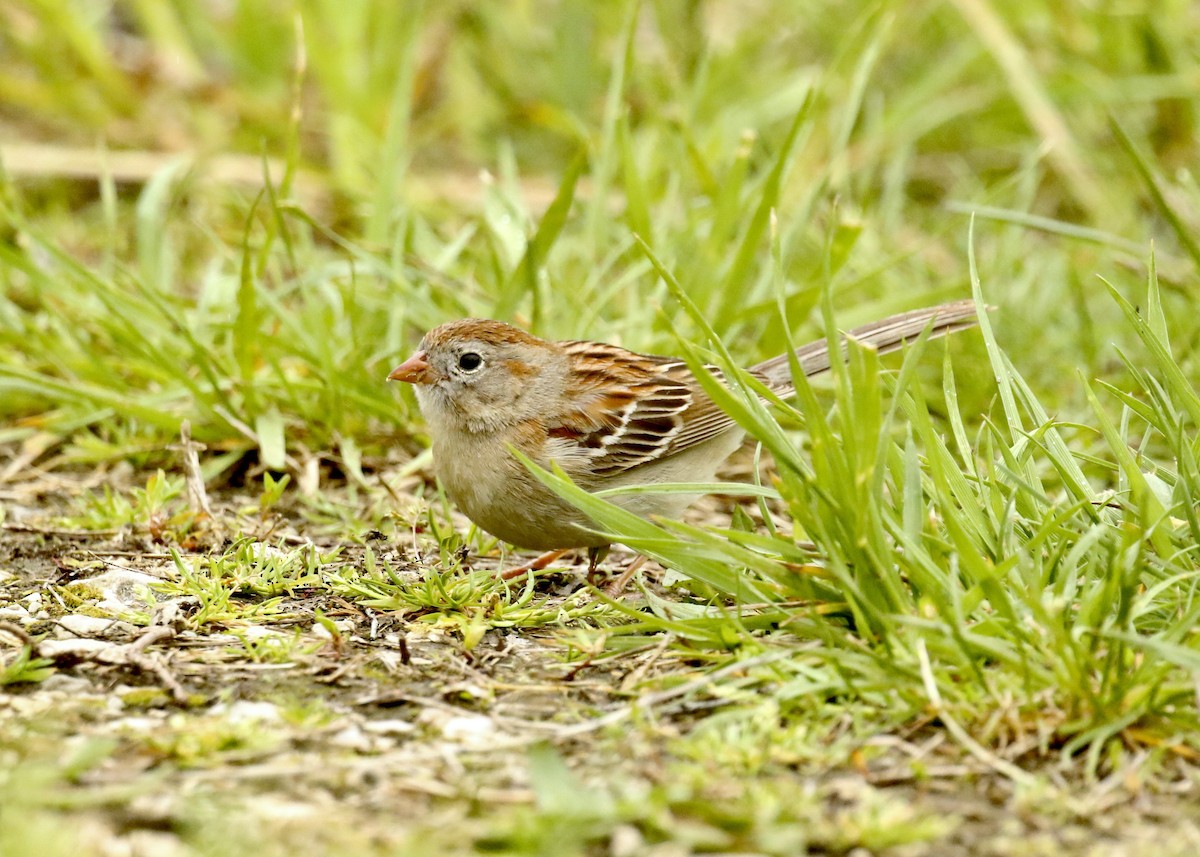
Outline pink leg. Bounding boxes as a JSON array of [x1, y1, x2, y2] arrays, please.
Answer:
[[500, 549, 569, 580], [603, 554, 649, 596]]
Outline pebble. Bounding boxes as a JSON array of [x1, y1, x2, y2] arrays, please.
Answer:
[[438, 713, 497, 747], [208, 700, 282, 724], [56, 614, 120, 637], [38, 638, 117, 659], [361, 718, 416, 736]]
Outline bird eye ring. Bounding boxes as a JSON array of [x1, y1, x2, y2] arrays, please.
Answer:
[[457, 352, 483, 372]]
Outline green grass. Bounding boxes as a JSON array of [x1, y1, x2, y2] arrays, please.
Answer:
[[3, 0, 1200, 854]]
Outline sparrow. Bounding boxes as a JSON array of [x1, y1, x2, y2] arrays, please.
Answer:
[[388, 301, 979, 582]]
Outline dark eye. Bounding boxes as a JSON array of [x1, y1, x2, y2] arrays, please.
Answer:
[[457, 352, 483, 372]]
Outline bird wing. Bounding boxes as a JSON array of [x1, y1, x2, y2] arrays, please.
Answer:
[[547, 342, 744, 477], [546, 300, 980, 477]]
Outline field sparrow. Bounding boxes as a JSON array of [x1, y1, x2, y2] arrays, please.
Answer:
[[388, 301, 979, 581]]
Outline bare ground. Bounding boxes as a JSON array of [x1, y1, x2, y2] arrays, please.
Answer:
[[3, 470, 1200, 857]]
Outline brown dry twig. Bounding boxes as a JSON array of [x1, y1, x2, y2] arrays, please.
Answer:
[[171, 421, 212, 518], [122, 624, 190, 705], [0, 621, 34, 648]]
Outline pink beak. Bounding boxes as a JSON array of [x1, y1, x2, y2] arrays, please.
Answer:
[[387, 351, 434, 384]]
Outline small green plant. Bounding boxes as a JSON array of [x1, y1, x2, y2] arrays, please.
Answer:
[[63, 484, 136, 530], [230, 627, 316, 664], [60, 470, 198, 541], [257, 472, 291, 514], [158, 552, 274, 627], [156, 539, 348, 626], [216, 538, 336, 596], [0, 645, 56, 685], [332, 546, 616, 648], [135, 713, 284, 768]]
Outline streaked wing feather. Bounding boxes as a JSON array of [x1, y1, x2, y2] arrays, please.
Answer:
[[654, 362, 761, 454], [550, 343, 742, 477], [547, 300, 980, 477]]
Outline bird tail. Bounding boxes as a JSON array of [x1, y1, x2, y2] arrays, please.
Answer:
[[753, 299, 983, 387]]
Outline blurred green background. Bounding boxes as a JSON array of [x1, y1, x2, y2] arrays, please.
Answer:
[[0, 0, 1197, 471]]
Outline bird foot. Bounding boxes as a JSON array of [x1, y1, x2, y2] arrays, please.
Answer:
[[499, 549, 569, 580], [601, 554, 648, 597], [500, 546, 645, 594]]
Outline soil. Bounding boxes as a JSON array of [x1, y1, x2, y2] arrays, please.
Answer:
[[3, 475, 1200, 857]]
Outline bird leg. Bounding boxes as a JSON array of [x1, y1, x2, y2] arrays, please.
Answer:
[[584, 546, 611, 587], [602, 554, 649, 596], [500, 545, 625, 586], [499, 549, 569, 580]]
